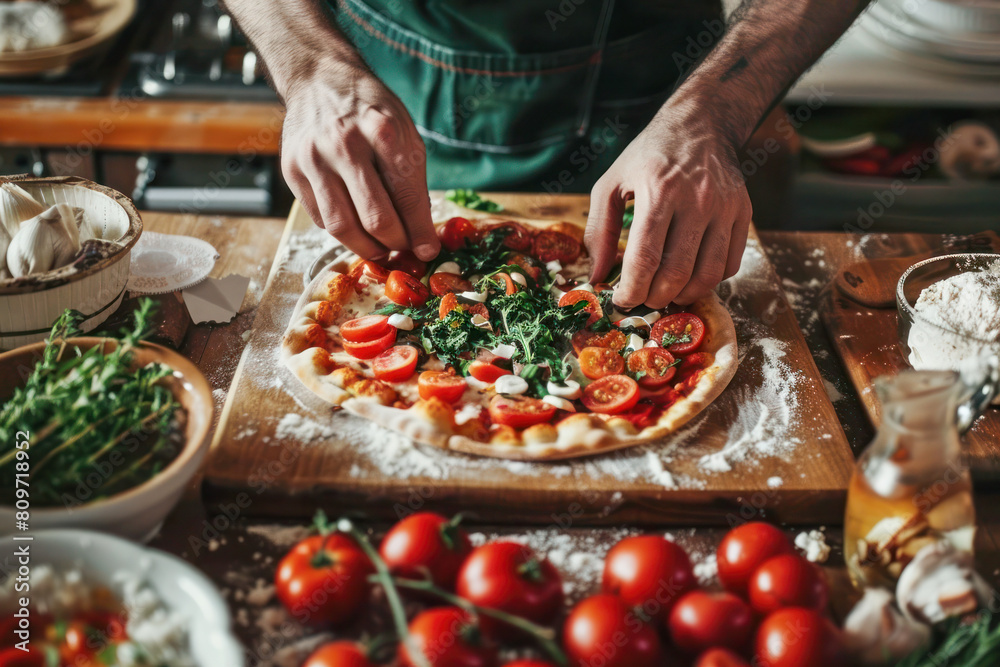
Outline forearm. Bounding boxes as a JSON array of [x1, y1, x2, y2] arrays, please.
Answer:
[[222, 0, 365, 100], [665, 0, 870, 148]]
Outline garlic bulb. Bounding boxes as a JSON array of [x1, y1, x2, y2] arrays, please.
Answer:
[[843, 588, 930, 665], [0, 3, 68, 54], [6, 205, 81, 278], [0, 223, 11, 279], [0, 182, 46, 237]]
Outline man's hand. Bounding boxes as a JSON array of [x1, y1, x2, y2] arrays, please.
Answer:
[[282, 66, 440, 261], [586, 98, 752, 309]]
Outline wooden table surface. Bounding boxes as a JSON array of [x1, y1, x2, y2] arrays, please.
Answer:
[[129, 210, 1000, 665]]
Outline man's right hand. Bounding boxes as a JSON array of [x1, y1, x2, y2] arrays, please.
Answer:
[[281, 64, 441, 261]]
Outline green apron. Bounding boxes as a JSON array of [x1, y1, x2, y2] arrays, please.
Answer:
[[331, 0, 723, 192]]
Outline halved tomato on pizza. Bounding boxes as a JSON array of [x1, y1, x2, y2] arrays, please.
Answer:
[[281, 215, 737, 460]]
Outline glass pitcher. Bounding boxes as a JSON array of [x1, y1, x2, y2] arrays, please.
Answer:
[[844, 361, 998, 589]]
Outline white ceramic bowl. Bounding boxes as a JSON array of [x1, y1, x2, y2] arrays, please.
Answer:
[[0, 175, 142, 350], [15, 529, 244, 666]]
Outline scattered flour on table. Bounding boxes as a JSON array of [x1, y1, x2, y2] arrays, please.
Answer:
[[795, 529, 831, 563]]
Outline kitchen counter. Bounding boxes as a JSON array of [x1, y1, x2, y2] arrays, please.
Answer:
[[124, 207, 1000, 665]]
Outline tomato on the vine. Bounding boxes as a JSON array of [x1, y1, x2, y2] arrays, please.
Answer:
[[455, 541, 563, 639], [379, 512, 472, 591], [563, 594, 663, 667], [439, 217, 480, 251], [754, 608, 844, 667], [716, 522, 794, 596], [601, 535, 696, 621], [386, 270, 431, 307], [667, 590, 754, 655], [304, 642, 377, 667], [399, 607, 498, 667], [747, 554, 828, 615], [274, 533, 374, 627]]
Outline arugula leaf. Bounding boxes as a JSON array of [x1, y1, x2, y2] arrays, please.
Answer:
[[445, 189, 503, 213], [435, 228, 514, 276], [419, 308, 493, 370]]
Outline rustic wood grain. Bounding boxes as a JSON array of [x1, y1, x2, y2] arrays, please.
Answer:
[[202, 194, 855, 526], [818, 232, 1000, 479]]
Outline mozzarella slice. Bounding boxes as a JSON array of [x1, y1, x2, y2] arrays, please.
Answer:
[[471, 314, 492, 330], [546, 260, 563, 274], [573, 282, 595, 293], [616, 316, 649, 330], [491, 343, 517, 359], [625, 333, 645, 353], [644, 339, 661, 348], [464, 375, 492, 391], [542, 395, 576, 412], [433, 261, 461, 275], [387, 313, 414, 330], [553, 274, 567, 285], [644, 311, 663, 325], [459, 290, 488, 303], [546, 379, 581, 399], [495, 374, 529, 395], [511, 272, 528, 287]]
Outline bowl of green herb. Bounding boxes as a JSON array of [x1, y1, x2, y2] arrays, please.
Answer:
[[0, 299, 213, 542]]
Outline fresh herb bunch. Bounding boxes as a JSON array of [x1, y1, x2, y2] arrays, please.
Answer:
[[897, 613, 1000, 667], [420, 308, 493, 370], [0, 300, 183, 507], [435, 228, 514, 275], [444, 189, 503, 213]]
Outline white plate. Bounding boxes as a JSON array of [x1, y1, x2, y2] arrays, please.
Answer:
[[128, 232, 219, 295]]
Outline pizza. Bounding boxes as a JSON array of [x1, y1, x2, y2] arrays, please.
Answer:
[[282, 215, 738, 461]]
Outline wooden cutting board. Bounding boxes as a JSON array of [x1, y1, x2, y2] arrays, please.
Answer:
[[820, 231, 1000, 480], [203, 193, 854, 526]]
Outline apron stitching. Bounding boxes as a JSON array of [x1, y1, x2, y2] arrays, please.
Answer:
[[340, 1, 596, 77]]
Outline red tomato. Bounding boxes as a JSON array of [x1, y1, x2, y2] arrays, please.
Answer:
[[579, 347, 625, 380], [748, 554, 828, 615], [667, 590, 754, 655], [386, 250, 427, 278], [558, 290, 603, 326], [456, 541, 563, 639], [341, 315, 391, 342], [601, 535, 696, 621], [488, 395, 557, 429], [304, 642, 376, 667], [430, 272, 473, 296], [349, 258, 391, 283], [651, 313, 705, 354], [502, 661, 556, 667], [468, 360, 512, 384], [754, 608, 844, 667], [626, 347, 677, 388], [439, 217, 480, 251], [418, 371, 467, 403], [695, 648, 752, 667], [533, 231, 581, 263], [343, 328, 397, 360], [400, 607, 497, 667], [274, 533, 374, 627], [371, 345, 419, 382], [678, 352, 713, 373], [504, 253, 543, 280], [379, 512, 472, 590], [489, 221, 534, 252], [571, 329, 626, 354], [716, 522, 794, 596], [563, 594, 664, 667], [0, 646, 46, 667], [582, 374, 640, 414], [438, 293, 490, 321], [386, 270, 431, 307]]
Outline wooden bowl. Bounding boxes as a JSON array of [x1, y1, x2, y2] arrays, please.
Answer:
[[0, 0, 137, 77], [0, 337, 213, 542]]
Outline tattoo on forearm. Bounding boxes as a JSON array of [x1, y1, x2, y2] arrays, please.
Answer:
[[719, 56, 749, 82]]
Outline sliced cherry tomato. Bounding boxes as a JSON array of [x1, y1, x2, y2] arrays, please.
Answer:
[[651, 313, 705, 354], [439, 293, 489, 321], [754, 608, 844, 667], [582, 374, 640, 414], [455, 541, 563, 640], [563, 594, 664, 667], [488, 221, 534, 251], [533, 230, 581, 264], [695, 648, 752, 667], [717, 522, 794, 596], [602, 535, 696, 621], [748, 554, 828, 615], [275, 533, 374, 627], [304, 641, 377, 667], [558, 290, 603, 326], [371, 345, 419, 382], [548, 221, 585, 242], [349, 259, 391, 283], [439, 216, 480, 251], [385, 250, 427, 278], [386, 270, 431, 307], [491, 272, 518, 295], [579, 347, 625, 380], [678, 351, 713, 374], [418, 370, 467, 403], [488, 395, 556, 429], [468, 360, 512, 384], [430, 272, 473, 296], [572, 329, 627, 354], [667, 590, 754, 655], [343, 327, 397, 359], [379, 512, 472, 591], [340, 315, 391, 342], [626, 347, 677, 388], [504, 253, 543, 280], [399, 607, 497, 667]]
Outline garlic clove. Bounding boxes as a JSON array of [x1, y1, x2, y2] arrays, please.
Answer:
[[0, 182, 46, 238], [7, 217, 55, 278]]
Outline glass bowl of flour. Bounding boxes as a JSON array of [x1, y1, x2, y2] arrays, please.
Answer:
[[897, 253, 1000, 403]]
